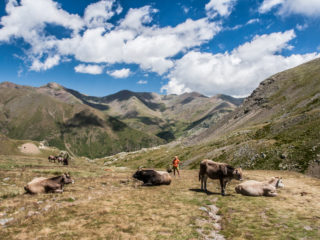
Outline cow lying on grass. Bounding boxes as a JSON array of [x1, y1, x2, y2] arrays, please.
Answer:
[[24, 173, 74, 194], [133, 169, 171, 186], [235, 177, 284, 197], [199, 159, 243, 196]]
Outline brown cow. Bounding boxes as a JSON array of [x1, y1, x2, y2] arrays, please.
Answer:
[[48, 155, 56, 163], [199, 159, 243, 196], [57, 156, 64, 164], [24, 173, 74, 194], [133, 169, 171, 186]]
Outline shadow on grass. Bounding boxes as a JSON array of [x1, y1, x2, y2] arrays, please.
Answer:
[[189, 188, 233, 196], [189, 188, 220, 195]]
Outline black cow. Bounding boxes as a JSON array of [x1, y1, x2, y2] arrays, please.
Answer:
[[133, 169, 171, 186]]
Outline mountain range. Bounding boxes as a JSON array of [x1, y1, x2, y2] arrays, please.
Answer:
[[97, 58, 320, 178], [0, 81, 242, 158], [1, 57, 319, 176]]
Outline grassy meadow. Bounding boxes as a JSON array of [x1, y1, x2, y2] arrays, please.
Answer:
[[1, 154, 320, 239]]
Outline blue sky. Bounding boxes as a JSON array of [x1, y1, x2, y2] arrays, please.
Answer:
[[0, 0, 319, 97]]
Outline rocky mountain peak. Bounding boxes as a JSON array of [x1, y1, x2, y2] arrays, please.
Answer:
[[43, 82, 64, 90], [0, 81, 21, 89]]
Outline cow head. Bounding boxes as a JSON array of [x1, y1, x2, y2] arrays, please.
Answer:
[[233, 168, 243, 181], [62, 172, 74, 184], [133, 170, 143, 180], [275, 177, 284, 188]]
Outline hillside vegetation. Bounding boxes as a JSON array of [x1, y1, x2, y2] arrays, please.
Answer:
[[107, 58, 320, 177], [0, 82, 163, 158], [64, 88, 242, 141]]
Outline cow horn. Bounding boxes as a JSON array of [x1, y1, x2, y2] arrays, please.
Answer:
[[138, 166, 143, 170]]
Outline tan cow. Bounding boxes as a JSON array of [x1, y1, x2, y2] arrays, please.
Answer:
[[24, 173, 74, 194], [199, 159, 243, 196], [235, 177, 284, 197]]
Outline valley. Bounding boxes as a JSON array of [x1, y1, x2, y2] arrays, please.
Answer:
[[1, 58, 320, 239]]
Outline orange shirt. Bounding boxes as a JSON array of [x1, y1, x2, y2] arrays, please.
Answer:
[[173, 158, 180, 167]]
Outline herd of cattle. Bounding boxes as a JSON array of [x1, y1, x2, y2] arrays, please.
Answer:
[[24, 159, 284, 197], [48, 154, 69, 165]]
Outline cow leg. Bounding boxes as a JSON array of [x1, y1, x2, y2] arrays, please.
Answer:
[[203, 175, 208, 192], [142, 180, 153, 186], [200, 175, 205, 191], [223, 180, 229, 196], [264, 188, 277, 197], [220, 178, 225, 196]]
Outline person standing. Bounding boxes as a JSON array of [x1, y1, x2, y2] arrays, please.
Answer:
[[172, 156, 180, 176]]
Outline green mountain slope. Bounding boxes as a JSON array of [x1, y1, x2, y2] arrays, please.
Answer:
[[0, 82, 163, 158], [184, 58, 320, 174], [108, 58, 320, 177], [64, 88, 243, 141]]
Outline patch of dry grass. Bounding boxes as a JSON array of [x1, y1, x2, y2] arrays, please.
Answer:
[[216, 170, 320, 240], [1, 155, 320, 239]]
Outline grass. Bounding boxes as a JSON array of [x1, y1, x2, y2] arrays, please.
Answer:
[[217, 170, 320, 240], [1, 155, 320, 239]]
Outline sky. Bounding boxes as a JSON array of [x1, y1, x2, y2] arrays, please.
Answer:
[[0, 0, 319, 97]]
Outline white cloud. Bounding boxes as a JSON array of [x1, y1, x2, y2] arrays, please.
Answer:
[[137, 80, 148, 84], [0, 0, 83, 43], [205, 0, 237, 18], [0, 0, 83, 71], [74, 64, 104, 74], [259, 0, 284, 13], [84, 0, 118, 29], [182, 6, 190, 14], [225, 18, 260, 32], [296, 23, 308, 31], [108, 68, 131, 78], [55, 7, 220, 75], [0, 1, 221, 75], [162, 30, 320, 96], [247, 18, 260, 25], [30, 54, 60, 71], [259, 0, 320, 16]]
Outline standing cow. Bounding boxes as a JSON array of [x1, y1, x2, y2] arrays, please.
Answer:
[[199, 159, 243, 196], [24, 173, 74, 194], [48, 155, 56, 163], [133, 169, 171, 186]]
